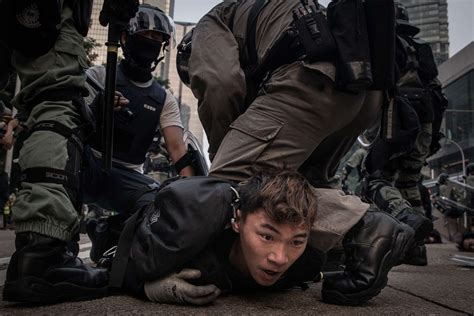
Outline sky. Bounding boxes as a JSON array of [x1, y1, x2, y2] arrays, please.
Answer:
[[173, 0, 474, 57]]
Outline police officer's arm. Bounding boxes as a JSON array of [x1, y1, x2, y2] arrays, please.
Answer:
[[162, 126, 194, 177], [161, 91, 194, 177]]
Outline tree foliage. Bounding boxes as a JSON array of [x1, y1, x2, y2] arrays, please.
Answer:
[[84, 37, 101, 67]]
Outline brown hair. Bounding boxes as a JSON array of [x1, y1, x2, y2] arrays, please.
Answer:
[[238, 168, 318, 227]]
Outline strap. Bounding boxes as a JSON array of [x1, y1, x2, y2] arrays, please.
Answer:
[[174, 151, 194, 174], [28, 88, 84, 111], [29, 120, 84, 153], [246, 0, 269, 70], [21, 167, 77, 187], [109, 209, 142, 288]]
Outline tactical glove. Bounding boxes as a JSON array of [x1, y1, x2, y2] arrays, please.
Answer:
[[144, 269, 221, 306], [99, 0, 139, 27]]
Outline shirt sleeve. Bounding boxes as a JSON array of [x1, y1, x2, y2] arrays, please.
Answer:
[[84, 66, 106, 106], [159, 90, 184, 130]]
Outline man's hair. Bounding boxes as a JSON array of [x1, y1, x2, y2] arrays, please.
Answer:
[[238, 169, 317, 227]]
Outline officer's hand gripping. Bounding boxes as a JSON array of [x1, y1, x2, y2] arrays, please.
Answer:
[[144, 268, 221, 305]]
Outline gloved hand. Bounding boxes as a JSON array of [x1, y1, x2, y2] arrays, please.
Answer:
[[144, 269, 221, 306], [99, 0, 139, 27]]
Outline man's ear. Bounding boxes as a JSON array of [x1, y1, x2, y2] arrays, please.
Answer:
[[231, 209, 242, 233]]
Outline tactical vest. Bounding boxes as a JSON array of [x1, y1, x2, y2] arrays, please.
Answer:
[[90, 66, 165, 165], [396, 34, 437, 123]]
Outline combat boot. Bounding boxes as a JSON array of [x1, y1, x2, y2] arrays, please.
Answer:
[[322, 210, 414, 306], [3, 232, 109, 304], [86, 216, 121, 264]]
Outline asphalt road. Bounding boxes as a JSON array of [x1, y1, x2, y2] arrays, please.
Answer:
[[0, 230, 473, 315]]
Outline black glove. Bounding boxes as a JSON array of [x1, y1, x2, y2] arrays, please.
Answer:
[[99, 0, 139, 27]]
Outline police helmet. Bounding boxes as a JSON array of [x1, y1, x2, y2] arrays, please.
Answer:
[[176, 29, 194, 87], [437, 173, 449, 185], [127, 4, 176, 47], [394, 2, 420, 36]]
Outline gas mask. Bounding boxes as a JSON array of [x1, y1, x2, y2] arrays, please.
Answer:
[[126, 34, 163, 67]]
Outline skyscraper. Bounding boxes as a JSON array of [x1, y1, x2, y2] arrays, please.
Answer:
[[399, 0, 449, 64]]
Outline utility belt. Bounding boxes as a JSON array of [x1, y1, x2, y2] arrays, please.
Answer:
[[245, 0, 396, 104], [1, 0, 93, 58]]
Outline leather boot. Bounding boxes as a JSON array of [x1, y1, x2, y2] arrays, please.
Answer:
[[86, 216, 121, 264], [322, 210, 414, 306], [3, 232, 109, 303]]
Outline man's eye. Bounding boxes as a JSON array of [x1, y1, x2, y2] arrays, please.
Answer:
[[292, 240, 305, 247], [260, 234, 273, 241]]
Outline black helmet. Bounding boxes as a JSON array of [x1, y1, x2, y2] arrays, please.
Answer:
[[176, 29, 194, 87], [127, 4, 175, 46], [437, 173, 449, 185], [394, 2, 420, 36]]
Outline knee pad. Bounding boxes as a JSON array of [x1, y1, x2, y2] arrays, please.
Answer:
[[21, 120, 84, 213]]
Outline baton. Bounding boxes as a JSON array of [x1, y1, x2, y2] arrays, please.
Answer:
[[102, 21, 121, 172]]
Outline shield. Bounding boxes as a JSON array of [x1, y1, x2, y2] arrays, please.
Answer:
[[183, 130, 209, 176]]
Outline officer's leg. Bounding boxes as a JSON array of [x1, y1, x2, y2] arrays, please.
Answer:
[[395, 123, 433, 266], [395, 123, 432, 213], [210, 62, 367, 183], [3, 5, 107, 303], [299, 90, 382, 187], [83, 162, 158, 263]]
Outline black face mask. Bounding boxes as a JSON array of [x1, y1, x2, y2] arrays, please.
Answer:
[[126, 34, 162, 67]]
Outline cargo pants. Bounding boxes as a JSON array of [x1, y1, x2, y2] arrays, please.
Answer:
[[366, 122, 433, 216], [11, 5, 87, 241]]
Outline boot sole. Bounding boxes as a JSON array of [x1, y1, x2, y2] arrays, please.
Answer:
[[322, 225, 414, 306], [3, 276, 108, 304]]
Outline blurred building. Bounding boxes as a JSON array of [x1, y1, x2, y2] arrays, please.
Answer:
[[399, 0, 449, 64], [428, 42, 474, 176]]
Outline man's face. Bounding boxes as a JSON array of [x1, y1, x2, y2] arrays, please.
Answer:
[[232, 209, 309, 286]]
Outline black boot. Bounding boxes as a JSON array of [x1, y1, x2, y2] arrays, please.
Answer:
[[322, 210, 414, 306], [396, 208, 433, 242], [86, 216, 121, 264], [3, 232, 109, 304]]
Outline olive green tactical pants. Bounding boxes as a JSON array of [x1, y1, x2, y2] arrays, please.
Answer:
[[11, 5, 87, 241], [367, 122, 432, 217]]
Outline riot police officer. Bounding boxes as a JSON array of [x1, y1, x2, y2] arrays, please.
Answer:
[[0, 0, 139, 303], [82, 4, 194, 221], [363, 2, 447, 266]]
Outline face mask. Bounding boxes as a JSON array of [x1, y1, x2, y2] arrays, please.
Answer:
[[126, 34, 163, 67]]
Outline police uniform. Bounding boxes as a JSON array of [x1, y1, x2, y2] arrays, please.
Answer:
[[365, 21, 439, 218], [82, 63, 184, 214], [11, 4, 88, 241], [189, 0, 383, 252]]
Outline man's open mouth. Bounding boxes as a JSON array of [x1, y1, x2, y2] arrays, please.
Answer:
[[262, 269, 279, 276]]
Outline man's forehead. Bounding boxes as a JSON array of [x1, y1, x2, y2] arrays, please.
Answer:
[[251, 209, 310, 235]]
